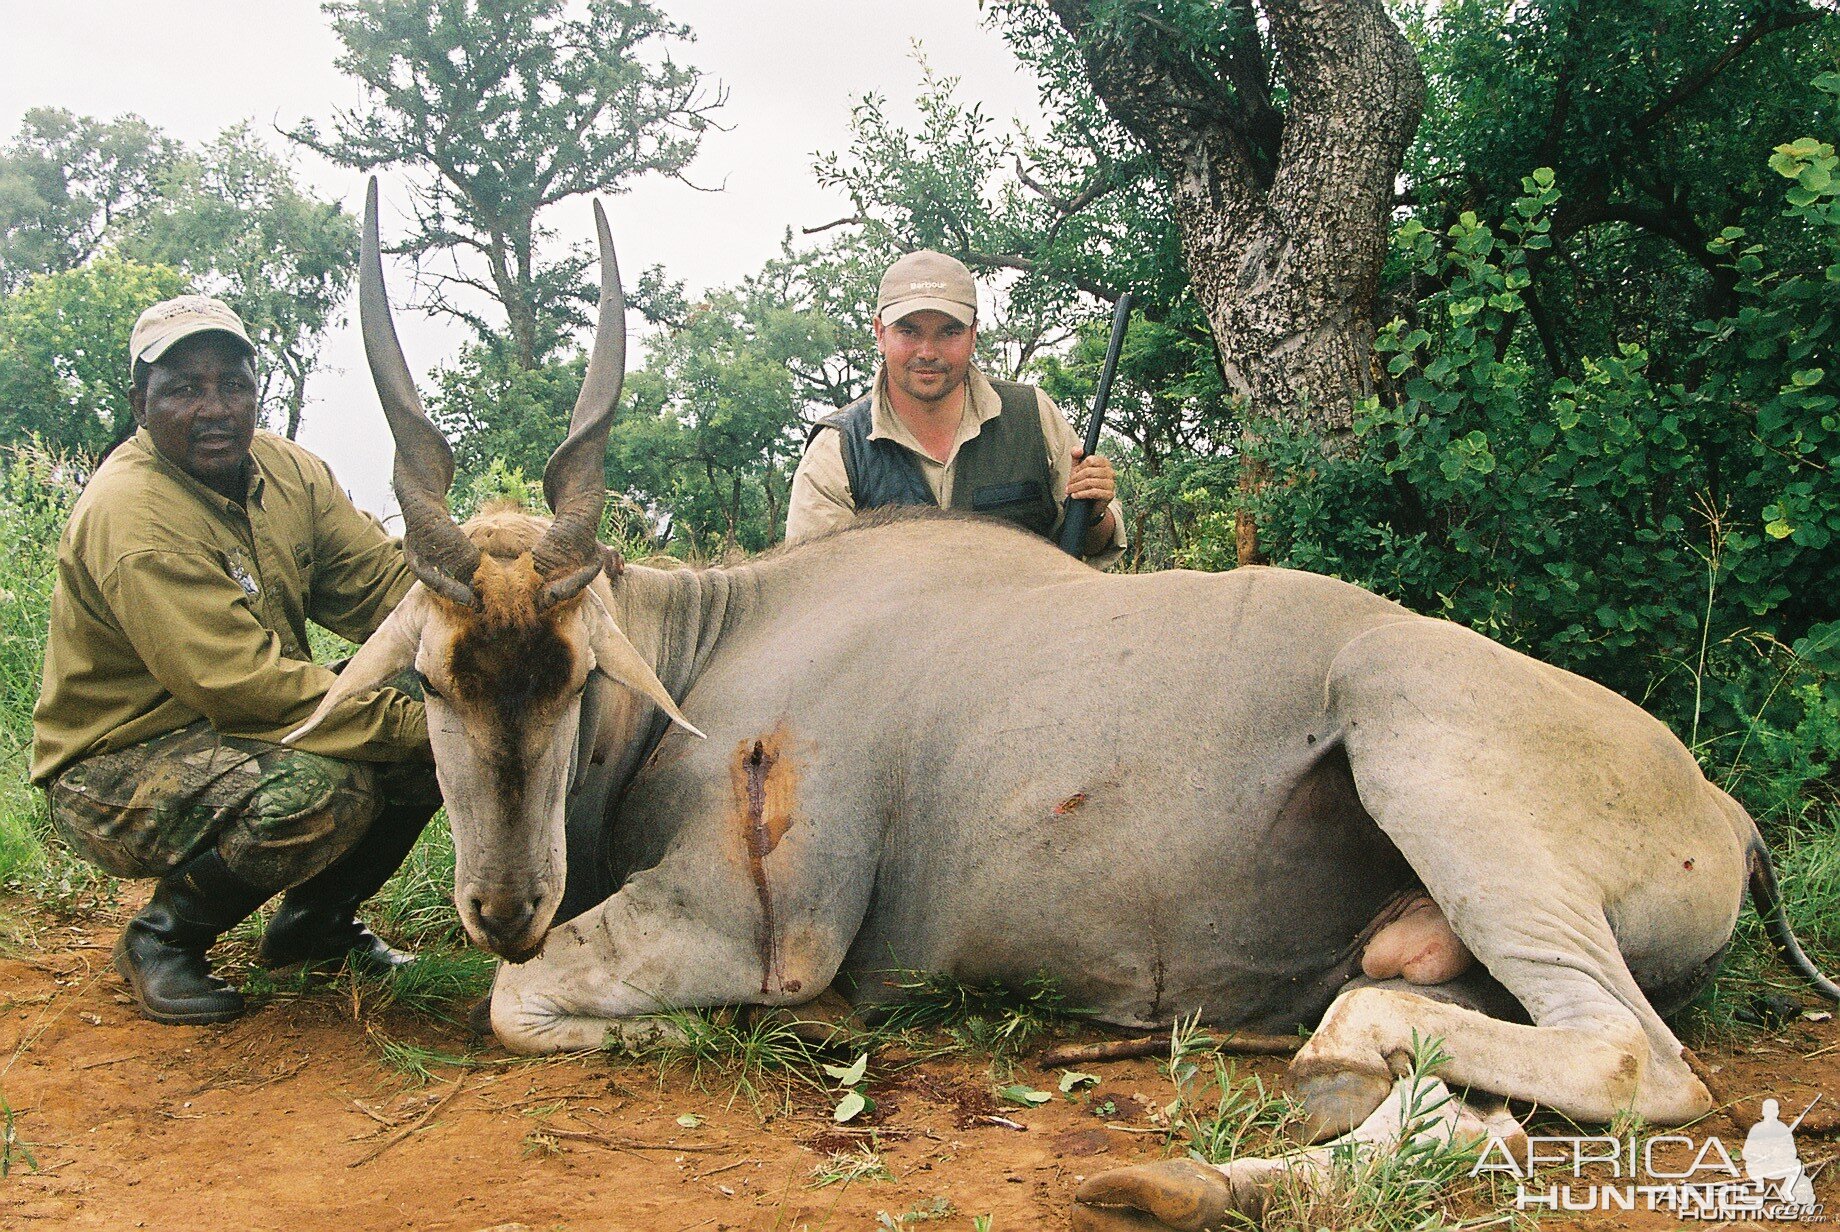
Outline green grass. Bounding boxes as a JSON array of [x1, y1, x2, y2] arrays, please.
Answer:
[[873, 1197, 954, 1228], [633, 1006, 829, 1110], [872, 970, 1086, 1064], [808, 1145, 895, 1189], [364, 946, 495, 1014], [367, 1033, 555, 1087], [623, 972, 1096, 1117], [366, 818, 468, 946], [617, 974, 1105, 1116], [1161, 1012, 1302, 1162], [0, 1095, 38, 1177], [1257, 1056, 1522, 1232], [0, 444, 125, 938], [1156, 1032, 1523, 1231], [1685, 810, 1840, 1043], [0, 794, 117, 937], [237, 943, 494, 1022], [0, 445, 84, 897]]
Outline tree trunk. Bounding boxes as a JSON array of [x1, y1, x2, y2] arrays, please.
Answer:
[[281, 353, 309, 441], [763, 472, 783, 540], [1048, 0, 1421, 438], [485, 229, 541, 370], [1047, 0, 1424, 560], [727, 474, 743, 551]]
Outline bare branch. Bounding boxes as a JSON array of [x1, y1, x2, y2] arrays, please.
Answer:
[[801, 215, 867, 236], [967, 250, 1121, 304], [1013, 154, 1114, 219]]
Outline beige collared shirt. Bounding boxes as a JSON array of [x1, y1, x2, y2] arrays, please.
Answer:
[[31, 429, 426, 785], [786, 365, 1127, 568]]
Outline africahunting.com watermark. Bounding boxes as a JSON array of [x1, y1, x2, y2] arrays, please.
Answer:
[[1472, 1098, 1826, 1221]]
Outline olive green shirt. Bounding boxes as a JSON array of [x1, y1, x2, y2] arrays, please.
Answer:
[[31, 429, 427, 785]]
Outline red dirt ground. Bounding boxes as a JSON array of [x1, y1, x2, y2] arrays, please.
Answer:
[[3, 898, 1838, 1232]]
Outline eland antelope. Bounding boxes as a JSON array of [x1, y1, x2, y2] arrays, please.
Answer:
[[292, 181, 1836, 1231]]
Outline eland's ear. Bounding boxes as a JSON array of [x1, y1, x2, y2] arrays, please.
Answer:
[[285, 586, 432, 744], [584, 589, 704, 739]]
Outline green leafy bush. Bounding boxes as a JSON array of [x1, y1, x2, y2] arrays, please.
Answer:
[[0, 442, 113, 904], [1229, 106, 1840, 824]]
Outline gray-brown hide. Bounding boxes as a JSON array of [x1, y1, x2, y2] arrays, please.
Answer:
[[490, 507, 1769, 1140]]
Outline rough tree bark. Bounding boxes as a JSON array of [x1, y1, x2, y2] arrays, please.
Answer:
[[1046, 0, 1424, 444]]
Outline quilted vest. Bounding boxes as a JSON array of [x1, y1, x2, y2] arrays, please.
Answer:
[[810, 379, 1061, 539]]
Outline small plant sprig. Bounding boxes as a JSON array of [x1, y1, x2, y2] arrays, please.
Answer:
[[633, 1006, 822, 1112], [0, 1097, 39, 1177], [807, 1144, 893, 1189], [875, 970, 1083, 1061], [1159, 1011, 1298, 1161], [874, 1196, 953, 1228], [823, 1051, 873, 1123]]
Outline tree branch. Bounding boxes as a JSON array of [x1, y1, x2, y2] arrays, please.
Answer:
[[1013, 154, 1113, 219], [1633, 8, 1828, 135], [801, 215, 866, 236], [966, 250, 1121, 305]]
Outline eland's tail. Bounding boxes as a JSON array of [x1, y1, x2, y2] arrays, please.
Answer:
[[1749, 835, 1840, 1002]]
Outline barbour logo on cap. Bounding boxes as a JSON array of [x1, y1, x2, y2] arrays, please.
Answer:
[[877, 251, 978, 327]]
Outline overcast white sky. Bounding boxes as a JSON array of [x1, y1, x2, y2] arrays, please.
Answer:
[[0, 1, 1049, 516]]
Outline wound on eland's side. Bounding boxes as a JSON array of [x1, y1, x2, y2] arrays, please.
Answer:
[[732, 730, 799, 996]]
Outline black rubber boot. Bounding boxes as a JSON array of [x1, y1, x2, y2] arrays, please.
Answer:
[[259, 802, 433, 973], [113, 850, 272, 1025]]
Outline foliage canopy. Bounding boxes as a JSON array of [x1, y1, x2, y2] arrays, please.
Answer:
[[291, 0, 721, 368]]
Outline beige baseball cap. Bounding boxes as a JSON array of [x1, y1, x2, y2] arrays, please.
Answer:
[[876, 250, 977, 327], [128, 295, 255, 375]]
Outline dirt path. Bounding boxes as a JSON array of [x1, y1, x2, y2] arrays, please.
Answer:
[[3, 908, 1838, 1231]]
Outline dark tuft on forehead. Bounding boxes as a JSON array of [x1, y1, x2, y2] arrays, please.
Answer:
[[446, 611, 577, 799], [448, 614, 576, 724]]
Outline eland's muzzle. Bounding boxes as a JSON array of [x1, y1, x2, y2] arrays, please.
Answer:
[[461, 883, 553, 962]]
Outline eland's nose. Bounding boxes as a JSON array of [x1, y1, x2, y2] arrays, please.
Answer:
[[469, 893, 541, 942]]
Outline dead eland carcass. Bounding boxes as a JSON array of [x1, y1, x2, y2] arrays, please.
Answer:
[[291, 181, 1837, 1231]]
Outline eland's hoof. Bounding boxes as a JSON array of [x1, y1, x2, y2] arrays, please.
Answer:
[[1074, 1159, 1245, 1232], [1286, 1064, 1394, 1143]]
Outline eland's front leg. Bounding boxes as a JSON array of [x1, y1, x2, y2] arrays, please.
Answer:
[[491, 755, 880, 1053], [491, 860, 866, 1052]]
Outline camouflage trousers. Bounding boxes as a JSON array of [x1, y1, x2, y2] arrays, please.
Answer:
[[49, 724, 441, 892]]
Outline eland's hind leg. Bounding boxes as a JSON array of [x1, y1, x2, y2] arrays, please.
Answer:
[[1074, 1075, 1526, 1231], [1285, 619, 1743, 1138]]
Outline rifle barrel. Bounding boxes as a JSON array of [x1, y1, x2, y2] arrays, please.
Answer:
[[1058, 292, 1133, 557]]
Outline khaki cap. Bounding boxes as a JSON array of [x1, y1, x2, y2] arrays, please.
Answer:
[[876, 250, 977, 327], [128, 295, 255, 375]]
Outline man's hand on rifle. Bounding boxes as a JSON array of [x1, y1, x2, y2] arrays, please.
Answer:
[[1068, 447, 1116, 507], [1068, 447, 1117, 550]]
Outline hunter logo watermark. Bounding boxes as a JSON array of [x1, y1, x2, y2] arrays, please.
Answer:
[[1474, 1097, 1825, 1221]]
